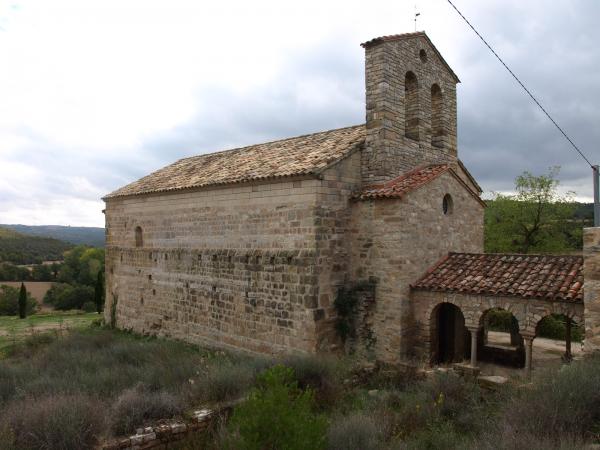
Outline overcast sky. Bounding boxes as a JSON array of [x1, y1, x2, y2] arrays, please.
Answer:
[[0, 0, 598, 227]]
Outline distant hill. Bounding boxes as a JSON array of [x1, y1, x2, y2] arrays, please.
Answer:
[[1, 224, 105, 248], [0, 227, 73, 264]]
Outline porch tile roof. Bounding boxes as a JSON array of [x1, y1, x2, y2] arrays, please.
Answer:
[[412, 253, 584, 302]]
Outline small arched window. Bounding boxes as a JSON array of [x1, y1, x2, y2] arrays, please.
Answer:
[[135, 226, 143, 248], [404, 71, 420, 141], [443, 194, 454, 215], [431, 84, 445, 148]]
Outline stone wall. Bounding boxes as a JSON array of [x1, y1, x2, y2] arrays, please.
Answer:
[[411, 290, 584, 363], [362, 35, 458, 184], [105, 176, 326, 355], [584, 227, 600, 353], [348, 171, 484, 363], [105, 154, 363, 355]]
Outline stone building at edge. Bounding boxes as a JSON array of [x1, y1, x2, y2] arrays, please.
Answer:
[[104, 32, 594, 367]]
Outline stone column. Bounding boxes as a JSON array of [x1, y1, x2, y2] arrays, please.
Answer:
[[563, 317, 573, 362], [468, 327, 480, 368], [584, 227, 600, 354], [523, 335, 534, 378]]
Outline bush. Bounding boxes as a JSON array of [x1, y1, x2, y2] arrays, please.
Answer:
[[327, 412, 382, 450], [0, 285, 37, 316], [53, 284, 95, 310], [82, 301, 96, 313], [283, 354, 341, 407], [0, 394, 106, 450], [494, 355, 600, 441], [537, 315, 583, 342], [111, 386, 184, 436], [402, 421, 469, 450], [225, 365, 327, 450], [191, 362, 255, 404]]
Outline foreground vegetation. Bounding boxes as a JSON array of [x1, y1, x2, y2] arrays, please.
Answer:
[[0, 327, 599, 449], [0, 311, 97, 356]]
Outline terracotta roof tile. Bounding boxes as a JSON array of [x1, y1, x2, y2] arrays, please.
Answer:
[[412, 253, 584, 302], [105, 125, 365, 199], [353, 164, 448, 199]]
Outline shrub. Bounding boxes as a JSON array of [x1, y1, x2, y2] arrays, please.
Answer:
[[0, 285, 37, 316], [283, 354, 341, 407], [43, 283, 71, 306], [537, 315, 583, 342], [402, 421, 469, 450], [495, 355, 600, 441], [54, 284, 95, 310], [225, 365, 327, 450], [327, 412, 381, 450], [0, 394, 106, 450], [82, 301, 96, 313], [111, 386, 184, 436], [191, 362, 255, 404]]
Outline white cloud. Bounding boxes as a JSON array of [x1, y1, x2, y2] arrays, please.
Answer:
[[0, 0, 598, 226]]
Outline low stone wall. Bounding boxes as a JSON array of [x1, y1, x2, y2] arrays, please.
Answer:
[[584, 227, 600, 353], [100, 402, 236, 450]]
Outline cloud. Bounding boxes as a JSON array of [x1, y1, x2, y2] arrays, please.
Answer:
[[0, 0, 598, 227]]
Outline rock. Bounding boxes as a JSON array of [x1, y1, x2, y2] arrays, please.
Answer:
[[478, 375, 508, 390]]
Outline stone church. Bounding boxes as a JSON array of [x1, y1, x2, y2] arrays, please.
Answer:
[[104, 32, 591, 368]]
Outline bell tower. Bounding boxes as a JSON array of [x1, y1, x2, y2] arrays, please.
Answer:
[[361, 32, 460, 184]]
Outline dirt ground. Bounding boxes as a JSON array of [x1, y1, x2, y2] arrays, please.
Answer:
[[478, 331, 582, 378], [0, 281, 54, 304]]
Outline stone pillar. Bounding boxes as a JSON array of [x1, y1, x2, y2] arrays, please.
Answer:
[[584, 227, 600, 354], [523, 336, 534, 378], [563, 317, 573, 362], [468, 327, 479, 367]]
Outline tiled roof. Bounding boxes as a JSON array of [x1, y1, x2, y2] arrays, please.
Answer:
[[412, 253, 584, 302], [353, 164, 450, 200], [360, 31, 460, 83], [353, 164, 485, 206], [105, 125, 365, 199]]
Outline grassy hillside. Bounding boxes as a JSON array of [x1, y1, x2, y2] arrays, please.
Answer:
[[0, 227, 72, 264], [1, 224, 105, 248]]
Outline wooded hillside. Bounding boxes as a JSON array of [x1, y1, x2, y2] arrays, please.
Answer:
[[0, 227, 72, 264]]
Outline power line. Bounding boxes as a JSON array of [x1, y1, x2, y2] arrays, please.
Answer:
[[445, 0, 594, 168]]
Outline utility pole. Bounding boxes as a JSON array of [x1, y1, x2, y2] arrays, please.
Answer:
[[594, 165, 599, 227]]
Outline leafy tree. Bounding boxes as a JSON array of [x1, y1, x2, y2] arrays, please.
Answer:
[[225, 365, 327, 450], [31, 264, 54, 281], [485, 167, 579, 253], [94, 270, 104, 314], [43, 283, 72, 307], [57, 246, 104, 287], [0, 285, 36, 316], [53, 285, 95, 311], [18, 283, 27, 319]]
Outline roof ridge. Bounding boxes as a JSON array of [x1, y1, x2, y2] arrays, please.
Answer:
[[176, 124, 365, 163], [450, 252, 582, 259]]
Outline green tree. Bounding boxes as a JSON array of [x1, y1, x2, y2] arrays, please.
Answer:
[[485, 167, 578, 253], [53, 285, 95, 311], [0, 285, 36, 316], [18, 283, 27, 319], [225, 365, 327, 450], [94, 270, 104, 314]]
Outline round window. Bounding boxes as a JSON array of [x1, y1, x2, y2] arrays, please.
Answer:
[[443, 194, 453, 215]]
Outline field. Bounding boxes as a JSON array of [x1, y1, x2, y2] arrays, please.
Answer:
[[0, 311, 98, 356]]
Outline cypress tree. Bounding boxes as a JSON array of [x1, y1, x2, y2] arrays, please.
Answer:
[[18, 282, 27, 319], [94, 270, 104, 314]]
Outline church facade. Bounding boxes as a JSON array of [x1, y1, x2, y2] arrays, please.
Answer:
[[103, 32, 491, 363]]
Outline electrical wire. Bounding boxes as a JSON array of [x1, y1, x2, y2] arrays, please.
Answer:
[[446, 0, 594, 168]]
